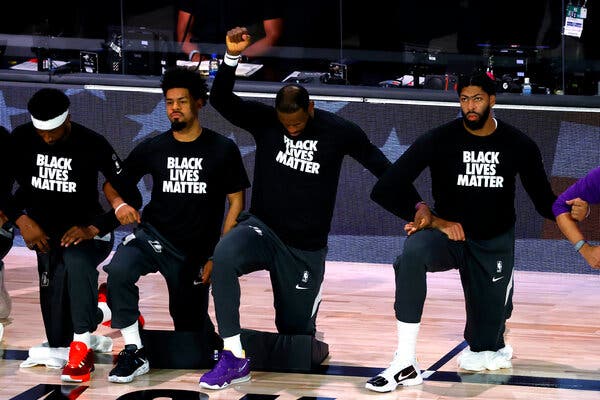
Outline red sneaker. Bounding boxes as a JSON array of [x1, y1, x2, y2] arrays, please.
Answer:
[[61, 341, 94, 382], [99, 282, 112, 327], [98, 282, 108, 303], [99, 283, 144, 328]]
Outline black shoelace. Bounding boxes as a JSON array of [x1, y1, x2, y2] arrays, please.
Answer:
[[115, 348, 140, 372]]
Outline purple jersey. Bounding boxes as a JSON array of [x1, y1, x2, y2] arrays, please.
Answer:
[[553, 166, 600, 216]]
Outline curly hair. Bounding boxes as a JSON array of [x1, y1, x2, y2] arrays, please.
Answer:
[[160, 66, 209, 104]]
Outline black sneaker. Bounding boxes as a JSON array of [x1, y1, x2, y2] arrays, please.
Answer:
[[365, 361, 423, 392], [108, 344, 150, 383]]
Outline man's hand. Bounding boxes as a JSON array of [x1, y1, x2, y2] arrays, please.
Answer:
[[226, 27, 252, 56], [195, 259, 213, 285], [566, 198, 590, 222], [431, 215, 466, 241], [61, 225, 100, 247], [404, 203, 433, 236], [580, 243, 600, 269], [16, 215, 50, 252], [115, 203, 141, 226]]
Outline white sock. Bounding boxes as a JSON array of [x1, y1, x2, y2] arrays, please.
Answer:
[[394, 320, 420, 365], [120, 321, 142, 348], [223, 334, 244, 358], [98, 302, 111, 323], [73, 332, 91, 348]]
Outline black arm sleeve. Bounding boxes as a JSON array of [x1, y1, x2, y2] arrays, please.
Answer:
[[345, 123, 391, 178], [370, 134, 432, 222], [90, 210, 120, 236], [518, 136, 556, 221], [210, 62, 276, 134]]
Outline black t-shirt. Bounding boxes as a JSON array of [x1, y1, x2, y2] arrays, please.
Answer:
[[371, 118, 556, 239], [211, 63, 391, 250], [122, 128, 250, 259], [178, 0, 282, 44], [7, 122, 125, 238]]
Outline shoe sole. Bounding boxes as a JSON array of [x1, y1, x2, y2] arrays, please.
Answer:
[[199, 373, 251, 390], [108, 361, 150, 383], [459, 361, 512, 371], [61, 372, 92, 383], [365, 375, 423, 392]]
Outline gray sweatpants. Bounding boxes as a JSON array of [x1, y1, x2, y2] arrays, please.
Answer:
[[394, 227, 514, 352], [37, 234, 113, 347], [104, 223, 216, 335], [211, 212, 327, 338]]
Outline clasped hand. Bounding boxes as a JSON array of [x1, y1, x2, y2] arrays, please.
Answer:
[[61, 225, 100, 247], [404, 204, 465, 241]]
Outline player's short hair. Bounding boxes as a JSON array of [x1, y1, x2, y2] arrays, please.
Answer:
[[275, 84, 310, 113], [457, 70, 497, 96], [161, 66, 209, 104]]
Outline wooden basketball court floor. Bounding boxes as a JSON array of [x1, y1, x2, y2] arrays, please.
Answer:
[[1, 246, 600, 400]]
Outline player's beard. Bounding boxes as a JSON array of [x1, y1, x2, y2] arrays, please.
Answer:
[[462, 105, 491, 131], [171, 119, 187, 132]]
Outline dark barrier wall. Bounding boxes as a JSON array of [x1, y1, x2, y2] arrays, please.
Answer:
[[1, 82, 599, 274]]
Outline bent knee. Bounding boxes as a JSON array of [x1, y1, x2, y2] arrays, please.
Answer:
[[396, 231, 452, 271], [105, 261, 137, 284], [276, 319, 315, 336], [212, 232, 255, 276]]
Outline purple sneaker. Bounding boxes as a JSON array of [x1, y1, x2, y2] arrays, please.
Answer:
[[199, 350, 251, 389]]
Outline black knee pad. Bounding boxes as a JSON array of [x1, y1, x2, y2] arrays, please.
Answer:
[[141, 328, 223, 369], [240, 328, 329, 371]]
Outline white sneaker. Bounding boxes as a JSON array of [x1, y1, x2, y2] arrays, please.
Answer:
[[20, 343, 69, 369], [366, 356, 423, 392], [18, 335, 113, 369], [90, 334, 113, 352], [458, 344, 513, 371], [0, 322, 3, 342]]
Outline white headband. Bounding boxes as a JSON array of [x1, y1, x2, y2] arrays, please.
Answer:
[[31, 109, 69, 130]]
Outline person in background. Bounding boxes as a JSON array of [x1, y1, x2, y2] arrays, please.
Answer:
[[177, 0, 283, 61]]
